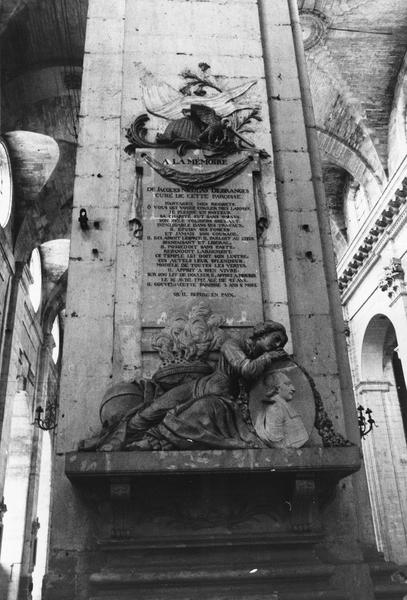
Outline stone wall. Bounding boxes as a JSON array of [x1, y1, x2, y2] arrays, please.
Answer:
[[41, 2, 383, 599]]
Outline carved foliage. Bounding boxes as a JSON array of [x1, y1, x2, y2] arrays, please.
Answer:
[[379, 258, 406, 298]]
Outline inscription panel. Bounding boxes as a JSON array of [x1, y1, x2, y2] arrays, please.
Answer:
[[139, 150, 263, 325]]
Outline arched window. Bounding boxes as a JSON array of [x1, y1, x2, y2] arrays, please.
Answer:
[[51, 315, 60, 364], [361, 316, 407, 439], [360, 314, 407, 562], [0, 139, 13, 228], [392, 351, 407, 439], [28, 248, 42, 312], [323, 164, 350, 259]]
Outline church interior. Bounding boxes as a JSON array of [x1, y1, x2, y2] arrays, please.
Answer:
[[0, 1, 407, 598]]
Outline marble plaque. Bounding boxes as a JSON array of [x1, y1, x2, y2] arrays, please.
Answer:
[[138, 149, 263, 326]]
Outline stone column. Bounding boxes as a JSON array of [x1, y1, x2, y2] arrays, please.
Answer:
[[258, 2, 375, 597], [258, 0, 358, 442], [44, 3, 127, 597], [0, 262, 24, 495], [389, 287, 407, 385], [57, 0, 127, 452], [18, 333, 55, 600], [45, 2, 380, 599], [356, 380, 407, 561]]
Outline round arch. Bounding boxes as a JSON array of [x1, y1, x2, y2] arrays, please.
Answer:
[[14, 205, 72, 265], [388, 49, 407, 176], [318, 130, 385, 203], [42, 270, 67, 336], [305, 47, 386, 195], [361, 314, 395, 380], [359, 313, 407, 563]]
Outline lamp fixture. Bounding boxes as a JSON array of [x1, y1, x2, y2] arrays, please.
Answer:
[[357, 405, 377, 439], [78, 208, 89, 230], [33, 405, 57, 431]]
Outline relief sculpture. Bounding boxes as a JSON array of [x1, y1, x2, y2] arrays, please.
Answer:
[[125, 63, 262, 158], [81, 63, 352, 455], [251, 371, 309, 449], [79, 304, 350, 452]]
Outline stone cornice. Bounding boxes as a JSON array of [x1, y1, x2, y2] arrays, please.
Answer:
[[337, 157, 407, 297], [65, 447, 361, 481]]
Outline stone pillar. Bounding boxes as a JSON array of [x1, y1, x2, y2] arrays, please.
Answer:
[[357, 380, 407, 562], [259, 2, 377, 571], [389, 287, 407, 385], [356, 382, 392, 555], [57, 0, 127, 452], [0, 262, 24, 496], [44, 4, 128, 597], [45, 2, 382, 599], [18, 333, 55, 600], [55, 0, 296, 452], [258, 0, 358, 442]]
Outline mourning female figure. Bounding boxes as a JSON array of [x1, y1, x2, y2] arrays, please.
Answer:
[[126, 322, 288, 450], [83, 321, 289, 451]]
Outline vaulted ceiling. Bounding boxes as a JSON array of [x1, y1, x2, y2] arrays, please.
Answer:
[[0, 0, 87, 302], [1, 0, 86, 68], [299, 0, 407, 174]]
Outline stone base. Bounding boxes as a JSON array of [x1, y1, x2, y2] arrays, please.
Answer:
[[45, 449, 345, 598], [87, 533, 349, 600], [41, 448, 406, 599], [65, 447, 362, 478], [44, 446, 403, 600]]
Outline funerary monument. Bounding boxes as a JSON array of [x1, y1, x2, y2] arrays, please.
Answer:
[[43, 1, 387, 598]]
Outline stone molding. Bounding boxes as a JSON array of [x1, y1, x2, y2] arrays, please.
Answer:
[[300, 9, 330, 51], [355, 380, 392, 393], [65, 446, 361, 480], [337, 158, 407, 296], [338, 196, 407, 294]]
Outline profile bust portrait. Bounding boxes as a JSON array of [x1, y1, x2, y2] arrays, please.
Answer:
[[251, 371, 309, 449]]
